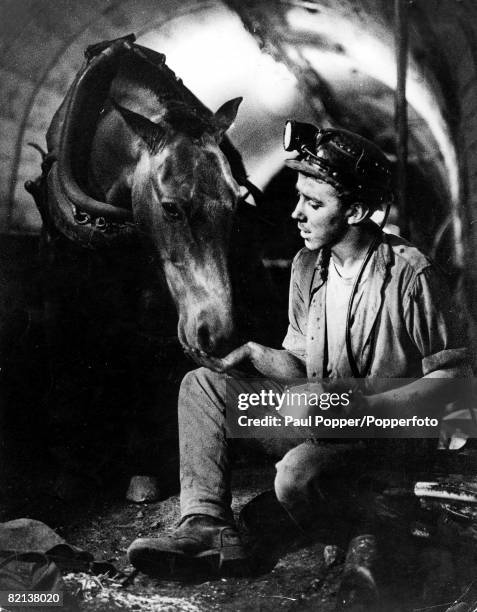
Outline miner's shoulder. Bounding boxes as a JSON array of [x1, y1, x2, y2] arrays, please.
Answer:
[[291, 247, 319, 271], [385, 232, 433, 274]]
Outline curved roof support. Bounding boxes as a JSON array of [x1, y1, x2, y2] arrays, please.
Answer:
[[394, 0, 408, 236]]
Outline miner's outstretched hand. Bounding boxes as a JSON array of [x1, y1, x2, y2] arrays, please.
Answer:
[[184, 342, 306, 381], [183, 343, 253, 374]]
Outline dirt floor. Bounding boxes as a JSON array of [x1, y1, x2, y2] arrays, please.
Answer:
[[59, 465, 344, 612], [2, 463, 342, 611], [2, 452, 477, 612]]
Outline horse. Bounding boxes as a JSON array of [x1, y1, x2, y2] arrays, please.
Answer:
[[25, 35, 277, 499]]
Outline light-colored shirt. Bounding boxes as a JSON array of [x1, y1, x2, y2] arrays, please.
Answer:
[[325, 255, 370, 377]]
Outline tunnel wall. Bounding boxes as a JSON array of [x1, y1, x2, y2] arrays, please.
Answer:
[[0, 0, 223, 232], [1, 0, 477, 315]]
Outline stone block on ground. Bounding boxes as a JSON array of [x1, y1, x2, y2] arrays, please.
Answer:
[[126, 476, 160, 503]]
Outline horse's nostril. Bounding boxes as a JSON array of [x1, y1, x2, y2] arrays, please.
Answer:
[[197, 324, 211, 351]]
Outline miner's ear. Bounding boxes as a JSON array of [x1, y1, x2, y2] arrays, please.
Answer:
[[346, 201, 374, 225], [111, 99, 166, 152], [214, 97, 242, 141]]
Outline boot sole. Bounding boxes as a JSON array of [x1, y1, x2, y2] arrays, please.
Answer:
[[129, 544, 250, 578]]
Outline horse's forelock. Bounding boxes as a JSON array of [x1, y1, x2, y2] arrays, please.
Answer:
[[193, 147, 238, 209], [163, 102, 217, 139], [156, 140, 236, 211], [115, 52, 218, 142]]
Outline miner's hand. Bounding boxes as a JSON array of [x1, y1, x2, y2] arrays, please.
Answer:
[[327, 387, 368, 418], [183, 343, 253, 374], [183, 341, 307, 381], [278, 382, 328, 421]]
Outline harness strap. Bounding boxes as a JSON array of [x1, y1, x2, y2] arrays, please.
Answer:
[[47, 163, 137, 250], [58, 37, 135, 222], [28, 34, 266, 248]]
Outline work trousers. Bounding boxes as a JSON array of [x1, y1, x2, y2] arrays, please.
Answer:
[[178, 367, 434, 528]]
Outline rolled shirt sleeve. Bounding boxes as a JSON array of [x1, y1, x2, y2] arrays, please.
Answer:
[[404, 266, 470, 375]]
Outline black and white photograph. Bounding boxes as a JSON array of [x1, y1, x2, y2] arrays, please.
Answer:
[[0, 1, 476, 610]]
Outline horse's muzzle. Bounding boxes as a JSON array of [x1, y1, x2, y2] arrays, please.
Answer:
[[178, 308, 234, 357]]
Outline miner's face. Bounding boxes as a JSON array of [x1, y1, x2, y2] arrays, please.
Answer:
[[292, 174, 349, 251]]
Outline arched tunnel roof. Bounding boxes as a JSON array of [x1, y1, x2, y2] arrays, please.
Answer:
[[1, 0, 477, 269]]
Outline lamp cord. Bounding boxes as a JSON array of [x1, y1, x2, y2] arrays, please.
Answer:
[[345, 202, 391, 378]]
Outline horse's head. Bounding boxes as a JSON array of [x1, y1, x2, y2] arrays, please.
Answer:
[[114, 97, 242, 355]]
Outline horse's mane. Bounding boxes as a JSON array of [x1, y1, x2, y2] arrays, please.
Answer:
[[111, 46, 249, 183], [114, 50, 218, 138], [161, 101, 217, 139]]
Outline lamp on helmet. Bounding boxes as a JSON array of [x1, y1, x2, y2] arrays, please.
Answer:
[[283, 120, 321, 153], [283, 120, 393, 206]]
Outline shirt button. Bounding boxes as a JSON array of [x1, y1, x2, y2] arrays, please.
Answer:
[[312, 372, 317, 377]]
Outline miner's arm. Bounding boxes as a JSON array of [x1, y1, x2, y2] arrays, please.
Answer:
[[364, 369, 468, 418], [211, 342, 306, 381], [365, 266, 471, 417], [188, 249, 310, 381]]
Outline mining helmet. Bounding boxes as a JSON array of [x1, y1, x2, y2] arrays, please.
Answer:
[[284, 120, 392, 204]]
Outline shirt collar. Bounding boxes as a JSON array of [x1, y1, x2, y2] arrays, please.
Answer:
[[313, 228, 392, 281]]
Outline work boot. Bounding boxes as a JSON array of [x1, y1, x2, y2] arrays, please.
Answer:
[[238, 490, 304, 573], [127, 514, 250, 577], [335, 534, 379, 611]]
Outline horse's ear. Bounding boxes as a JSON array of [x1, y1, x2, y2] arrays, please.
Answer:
[[112, 99, 166, 152], [213, 97, 242, 141]]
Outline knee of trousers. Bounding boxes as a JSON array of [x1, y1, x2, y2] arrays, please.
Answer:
[[179, 368, 203, 395], [179, 367, 216, 394], [178, 367, 225, 412], [273, 445, 322, 507]]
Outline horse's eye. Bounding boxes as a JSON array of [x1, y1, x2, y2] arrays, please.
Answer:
[[162, 201, 181, 220]]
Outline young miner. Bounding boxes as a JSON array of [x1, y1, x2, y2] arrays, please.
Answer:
[[128, 123, 469, 601]]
